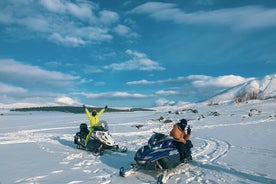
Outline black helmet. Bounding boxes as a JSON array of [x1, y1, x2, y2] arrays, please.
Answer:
[[178, 119, 187, 130], [92, 110, 97, 116]]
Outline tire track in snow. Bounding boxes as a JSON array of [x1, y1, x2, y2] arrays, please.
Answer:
[[193, 136, 231, 163], [194, 116, 275, 130], [0, 126, 76, 145], [175, 137, 231, 183], [186, 136, 276, 184]]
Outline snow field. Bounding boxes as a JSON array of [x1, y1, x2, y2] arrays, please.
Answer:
[[0, 100, 276, 184]]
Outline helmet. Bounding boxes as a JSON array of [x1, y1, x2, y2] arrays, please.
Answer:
[[178, 119, 187, 131], [92, 110, 97, 116]]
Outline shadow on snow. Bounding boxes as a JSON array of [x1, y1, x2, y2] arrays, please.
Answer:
[[99, 150, 136, 170], [192, 161, 276, 183], [52, 136, 76, 149]]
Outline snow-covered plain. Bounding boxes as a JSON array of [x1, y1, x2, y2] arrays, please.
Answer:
[[0, 100, 276, 184]]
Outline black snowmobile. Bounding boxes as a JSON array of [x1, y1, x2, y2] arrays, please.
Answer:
[[74, 120, 127, 155], [120, 131, 193, 183]]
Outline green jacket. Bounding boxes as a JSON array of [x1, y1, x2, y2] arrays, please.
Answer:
[[85, 107, 105, 129]]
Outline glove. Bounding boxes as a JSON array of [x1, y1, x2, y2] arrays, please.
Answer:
[[83, 104, 86, 109], [105, 105, 108, 109], [187, 125, 191, 134]]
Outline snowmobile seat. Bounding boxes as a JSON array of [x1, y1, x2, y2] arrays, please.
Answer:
[[79, 123, 89, 138], [80, 123, 88, 131]]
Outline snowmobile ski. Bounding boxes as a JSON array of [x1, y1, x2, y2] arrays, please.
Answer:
[[157, 163, 190, 183], [119, 162, 190, 184]]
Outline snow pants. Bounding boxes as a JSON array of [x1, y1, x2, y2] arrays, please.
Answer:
[[173, 140, 193, 162], [85, 127, 93, 145]]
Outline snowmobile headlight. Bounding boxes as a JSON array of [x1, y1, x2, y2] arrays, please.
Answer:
[[97, 132, 105, 136], [136, 152, 141, 158]]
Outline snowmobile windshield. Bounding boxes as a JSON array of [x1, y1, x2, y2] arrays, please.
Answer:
[[148, 133, 167, 150], [99, 120, 109, 130], [149, 133, 167, 143]]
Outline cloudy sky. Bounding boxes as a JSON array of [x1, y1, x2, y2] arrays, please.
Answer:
[[0, 0, 276, 108]]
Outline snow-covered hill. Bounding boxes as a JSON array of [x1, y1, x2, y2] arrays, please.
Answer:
[[208, 74, 276, 104], [0, 100, 276, 184]]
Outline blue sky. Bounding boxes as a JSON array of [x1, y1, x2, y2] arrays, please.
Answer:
[[0, 0, 276, 108]]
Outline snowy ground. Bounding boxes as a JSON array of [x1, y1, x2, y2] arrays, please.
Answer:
[[0, 100, 276, 184]]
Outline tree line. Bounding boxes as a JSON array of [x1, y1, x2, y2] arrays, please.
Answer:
[[10, 106, 153, 113]]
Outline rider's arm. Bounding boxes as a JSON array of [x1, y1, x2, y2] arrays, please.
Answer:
[[84, 107, 95, 127], [85, 107, 91, 119], [97, 107, 105, 117], [183, 134, 190, 141]]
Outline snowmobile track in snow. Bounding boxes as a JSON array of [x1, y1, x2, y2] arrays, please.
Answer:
[[193, 136, 231, 163], [170, 136, 233, 183], [187, 136, 276, 184]]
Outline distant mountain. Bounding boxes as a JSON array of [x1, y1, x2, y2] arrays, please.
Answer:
[[207, 74, 276, 104]]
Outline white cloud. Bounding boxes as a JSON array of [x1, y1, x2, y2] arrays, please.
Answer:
[[76, 27, 112, 41], [127, 79, 154, 85], [49, 26, 113, 47], [0, 0, 127, 47], [0, 102, 48, 109], [128, 75, 250, 88], [99, 10, 119, 24], [127, 75, 253, 102], [155, 90, 179, 96], [0, 82, 27, 94], [0, 91, 74, 108], [127, 77, 186, 85], [0, 58, 102, 108], [114, 24, 131, 35], [0, 59, 80, 87], [81, 91, 149, 99], [130, 3, 276, 30], [56, 96, 78, 105], [104, 59, 164, 71], [41, 0, 96, 20], [130, 2, 176, 15], [155, 98, 176, 106], [23, 16, 50, 32], [66, 2, 93, 20], [49, 33, 86, 47], [83, 65, 103, 74], [104, 50, 165, 71], [189, 75, 251, 88], [125, 49, 146, 58], [41, 0, 67, 13], [114, 25, 139, 38]]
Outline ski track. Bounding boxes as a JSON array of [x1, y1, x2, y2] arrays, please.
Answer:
[[167, 136, 231, 184], [172, 135, 276, 184], [193, 137, 231, 163]]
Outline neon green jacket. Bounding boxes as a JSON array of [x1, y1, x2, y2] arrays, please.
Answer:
[[85, 107, 105, 129]]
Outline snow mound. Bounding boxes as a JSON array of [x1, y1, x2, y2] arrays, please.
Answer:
[[208, 74, 276, 104]]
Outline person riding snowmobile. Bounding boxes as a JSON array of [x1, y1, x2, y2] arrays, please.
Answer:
[[170, 119, 193, 163], [83, 104, 108, 146]]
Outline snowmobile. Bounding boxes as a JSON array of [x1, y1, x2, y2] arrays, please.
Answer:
[[119, 131, 193, 183], [74, 120, 127, 155]]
